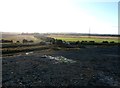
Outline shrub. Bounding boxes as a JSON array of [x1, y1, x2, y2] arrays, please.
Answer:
[[55, 39, 63, 45], [39, 41, 46, 45], [1, 39, 13, 43], [23, 39, 28, 43], [89, 41, 95, 43], [81, 41, 87, 44], [29, 40, 34, 43], [102, 41, 109, 44], [75, 41, 80, 45], [110, 41, 115, 44], [17, 41, 20, 43]]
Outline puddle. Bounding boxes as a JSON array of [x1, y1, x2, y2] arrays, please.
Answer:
[[41, 55, 76, 64], [25, 52, 33, 55]]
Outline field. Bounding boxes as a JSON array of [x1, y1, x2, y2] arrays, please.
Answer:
[[2, 46, 120, 87], [1, 33, 42, 43], [49, 35, 119, 43], [1, 33, 120, 87]]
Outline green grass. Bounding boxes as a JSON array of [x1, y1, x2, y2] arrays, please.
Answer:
[[54, 37, 119, 43]]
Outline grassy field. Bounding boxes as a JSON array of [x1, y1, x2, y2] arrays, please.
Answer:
[[1, 33, 119, 43], [50, 36, 119, 43]]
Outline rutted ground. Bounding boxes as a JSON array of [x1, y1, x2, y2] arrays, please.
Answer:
[[2, 46, 120, 87]]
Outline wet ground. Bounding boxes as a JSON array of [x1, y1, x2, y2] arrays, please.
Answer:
[[2, 45, 120, 87]]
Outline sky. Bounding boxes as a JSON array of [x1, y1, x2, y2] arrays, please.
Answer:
[[0, 0, 119, 34]]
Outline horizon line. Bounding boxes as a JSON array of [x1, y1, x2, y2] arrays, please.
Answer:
[[1, 31, 119, 35]]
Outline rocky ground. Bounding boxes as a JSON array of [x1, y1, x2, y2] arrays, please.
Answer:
[[2, 45, 120, 87]]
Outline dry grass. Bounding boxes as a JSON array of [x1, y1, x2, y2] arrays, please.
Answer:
[[1, 34, 42, 43]]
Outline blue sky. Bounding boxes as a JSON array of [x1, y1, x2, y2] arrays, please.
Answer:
[[76, 2, 118, 26], [71, 1, 118, 34], [0, 0, 119, 34]]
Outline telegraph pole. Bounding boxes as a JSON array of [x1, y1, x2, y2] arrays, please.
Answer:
[[89, 27, 91, 38]]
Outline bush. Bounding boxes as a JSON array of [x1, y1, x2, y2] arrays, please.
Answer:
[[22, 39, 34, 43], [23, 39, 28, 43], [89, 41, 95, 43], [17, 41, 20, 43], [29, 40, 34, 43], [55, 39, 63, 45], [110, 41, 115, 44], [81, 41, 87, 44], [39, 41, 46, 45], [69, 42, 77, 45], [102, 41, 109, 44], [1, 39, 13, 43], [75, 41, 80, 45]]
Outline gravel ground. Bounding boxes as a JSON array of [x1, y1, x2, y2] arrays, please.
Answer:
[[2, 45, 120, 87]]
